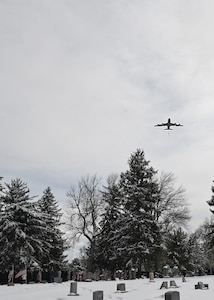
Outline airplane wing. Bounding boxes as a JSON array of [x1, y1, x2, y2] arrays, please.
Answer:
[[154, 123, 167, 127], [169, 122, 183, 127]]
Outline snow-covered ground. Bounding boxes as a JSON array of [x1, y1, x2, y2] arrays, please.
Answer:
[[1, 275, 214, 300]]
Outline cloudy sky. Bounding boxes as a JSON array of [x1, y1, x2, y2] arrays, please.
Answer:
[[1, 0, 214, 231]]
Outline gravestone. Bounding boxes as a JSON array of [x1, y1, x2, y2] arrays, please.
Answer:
[[129, 269, 136, 280], [195, 281, 209, 289], [165, 291, 180, 300], [160, 281, 168, 289], [170, 280, 178, 288], [149, 272, 154, 281], [116, 283, 126, 292], [172, 266, 179, 277], [163, 265, 170, 277], [54, 276, 62, 283], [7, 282, 14, 286], [86, 272, 93, 282], [68, 281, 79, 296], [93, 290, 103, 300]]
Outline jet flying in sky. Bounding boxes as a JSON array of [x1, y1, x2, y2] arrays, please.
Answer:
[[154, 118, 183, 130]]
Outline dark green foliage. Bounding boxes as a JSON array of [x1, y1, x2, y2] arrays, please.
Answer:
[[118, 149, 161, 270], [207, 181, 214, 213], [95, 175, 123, 271], [38, 187, 66, 268], [165, 228, 190, 269], [0, 179, 50, 269], [95, 149, 162, 272], [0, 180, 66, 271]]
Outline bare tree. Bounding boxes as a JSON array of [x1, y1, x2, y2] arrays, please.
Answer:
[[156, 172, 191, 232], [66, 174, 104, 271]]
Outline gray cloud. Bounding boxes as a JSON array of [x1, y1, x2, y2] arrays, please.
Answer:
[[0, 0, 213, 230]]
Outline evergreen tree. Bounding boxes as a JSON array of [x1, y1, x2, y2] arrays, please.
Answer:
[[0, 179, 50, 269], [0, 176, 3, 191], [38, 187, 65, 269], [95, 174, 124, 272], [117, 149, 161, 271], [207, 181, 214, 213], [206, 181, 214, 249], [165, 228, 190, 270], [187, 230, 206, 274]]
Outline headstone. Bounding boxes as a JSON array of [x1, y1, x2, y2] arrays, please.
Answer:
[[170, 280, 178, 288], [54, 277, 62, 283], [86, 272, 93, 282], [116, 283, 126, 292], [172, 266, 179, 277], [160, 281, 168, 289], [7, 282, 15, 286], [195, 281, 209, 289], [163, 265, 170, 277], [129, 269, 136, 280], [165, 291, 180, 300], [93, 290, 103, 300], [68, 281, 79, 296], [149, 272, 154, 281]]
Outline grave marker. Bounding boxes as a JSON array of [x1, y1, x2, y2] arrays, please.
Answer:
[[68, 281, 79, 296], [93, 290, 103, 300], [116, 283, 126, 293], [165, 291, 180, 300], [170, 280, 178, 288], [149, 272, 154, 281], [195, 281, 209, 289], [160, 281, 168, 289]]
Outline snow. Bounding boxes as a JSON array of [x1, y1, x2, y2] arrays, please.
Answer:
[[1, 276, 214, 300]]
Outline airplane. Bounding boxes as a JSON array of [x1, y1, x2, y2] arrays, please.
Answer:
[[154, 118, 183, 130]]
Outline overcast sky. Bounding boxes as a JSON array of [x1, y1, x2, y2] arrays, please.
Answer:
[[1, 0, 214, 231]]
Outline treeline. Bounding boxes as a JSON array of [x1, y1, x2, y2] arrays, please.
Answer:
[[0, 179, 66, 274], [66, 149, 214, 276], [1, 148, 214, 279]]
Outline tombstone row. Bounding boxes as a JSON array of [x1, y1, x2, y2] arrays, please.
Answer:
[[68, 282, 180, 300], [160, 280, 178, 289], [68, 282, 127, 297]]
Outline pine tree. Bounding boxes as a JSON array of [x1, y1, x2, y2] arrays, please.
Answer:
[[38, 187, 65, 269], [0, 178, 50, 269], [117, 149, 161, 271], [165, 228, 190, 270], [207, 181, 214, 213], [187, 230, 206, 274], [95, 174, 124, 272]]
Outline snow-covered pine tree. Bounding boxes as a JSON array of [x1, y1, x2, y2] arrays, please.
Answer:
[[0, 176, 3, 191], [207, 181, 214, 213], [0, 178, 50, 270], [187, 230, 206, 274], [117, 149, 161, 271], [165, 227, 190, 270], [38, 187, 65, 269], [95, 174, 124, 272]]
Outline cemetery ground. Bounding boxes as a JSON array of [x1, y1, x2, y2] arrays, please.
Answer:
[[2, 275, 214, 300]]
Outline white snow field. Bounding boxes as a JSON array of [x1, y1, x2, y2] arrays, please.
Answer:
[[1, 275, 214, 300]]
